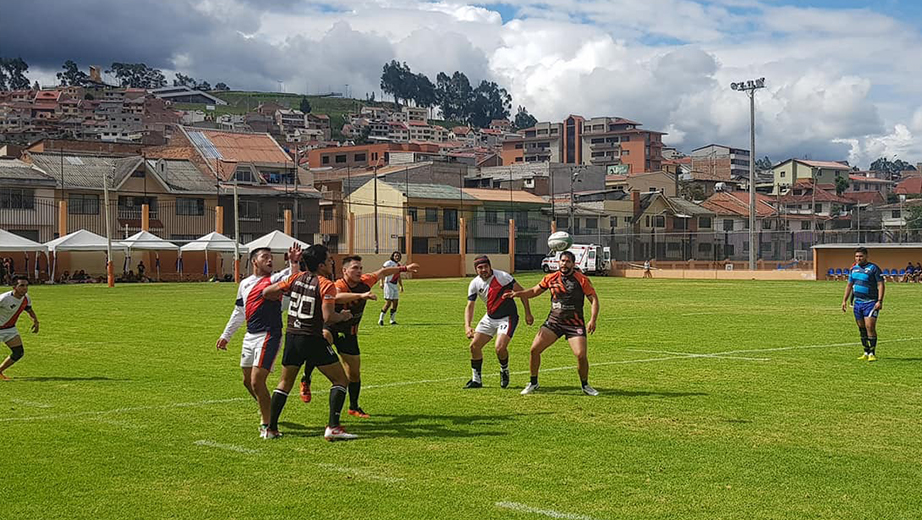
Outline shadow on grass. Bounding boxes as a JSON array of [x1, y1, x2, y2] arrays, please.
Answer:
[[278, 421, 309, 430], [12, 376, 127, 382], [293, 412, 556, 439], [528, 386, 708, 399]]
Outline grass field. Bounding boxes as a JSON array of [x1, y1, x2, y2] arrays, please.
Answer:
[[4, 276, 922, 519]]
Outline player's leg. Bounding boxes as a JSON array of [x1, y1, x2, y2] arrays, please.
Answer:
[[316, 359, 357, 441], [0, 335, 24, 379], [465, 332, 493, 388], [239, 333, 259, 398], [241, 367, 257, 399], [301, 329, 333, 404], [338, 335, 367, 417], [854, 312, 870, 360], [389, 299, 399, 324], [251, 332, 282, 434], [521, 326, 559, 394], [267, 334, 306, 437], [494, 315, 517, 389], [379, 299, 391, 325], [567, 335, 597, 395], [864, 315, 878, 361]]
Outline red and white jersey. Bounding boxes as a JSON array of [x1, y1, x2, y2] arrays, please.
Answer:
[[0, 291, 32, 330], [220, 268, 290, 341], [467, 269, 518, 319]]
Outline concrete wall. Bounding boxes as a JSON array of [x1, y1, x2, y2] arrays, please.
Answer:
[[614, 267, 815, 281], [814, 246, 922, 280]]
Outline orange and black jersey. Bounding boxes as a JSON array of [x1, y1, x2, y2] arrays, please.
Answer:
[[539, 270, 596, 323], [331, 272, 379, 335], [277, 272, 337, 337]]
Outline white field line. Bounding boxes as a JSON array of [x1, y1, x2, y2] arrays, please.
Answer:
[[626, 348, 770, 362], [193, 440, 261, 454], [3, 337, 916, 423], [495, 501, 605, 520], [10, 398, 53, 408]]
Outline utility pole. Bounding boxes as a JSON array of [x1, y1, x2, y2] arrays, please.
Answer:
[[731, 77, 766, 270], [103, 170, 113, 287], [374, 161, 379, 254]]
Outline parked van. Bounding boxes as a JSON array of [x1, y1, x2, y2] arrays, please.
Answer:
[[541, 244, 611, 275]]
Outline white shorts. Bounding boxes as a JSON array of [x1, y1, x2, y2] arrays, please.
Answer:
[[0, 327, 21, 344], [240, 331, 282, 371], [384, 283, 400, 300], [474, 314, 519, 339]]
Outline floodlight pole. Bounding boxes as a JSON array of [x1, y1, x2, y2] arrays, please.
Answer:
[[731, 77, 766, 270], [103, 171, 114, 287]]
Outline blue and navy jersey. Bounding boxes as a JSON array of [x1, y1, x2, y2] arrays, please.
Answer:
[[848, 262, 884, 303]]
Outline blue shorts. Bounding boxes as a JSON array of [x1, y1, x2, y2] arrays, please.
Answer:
[[853, 300, 880, 321]]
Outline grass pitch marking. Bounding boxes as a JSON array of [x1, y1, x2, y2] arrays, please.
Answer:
[[193, 440, 261, 454], [626, 349, 770, 362], [495, 501, 605, 520]]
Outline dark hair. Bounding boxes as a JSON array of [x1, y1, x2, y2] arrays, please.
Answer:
[[12, 275, 28, 286], [303, 244, 329, 272], [249, 247, 271, 263], [342, 255, 362, 266], [390, 251, 402, 262], [560, 251, 576, 262], [855, 247, 868, 254], [473, 255, 490, 267]]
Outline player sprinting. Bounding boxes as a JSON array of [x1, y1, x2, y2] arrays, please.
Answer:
[[263, 244, 359, 441], [463, 255, 533, 389], [0, 276, 39, 380], [299, 255, 420, 416], [842, 246, 885, 362], [503, 250, 600, 396], [216, 245, 300, 438], [378, 251, 404, 325]]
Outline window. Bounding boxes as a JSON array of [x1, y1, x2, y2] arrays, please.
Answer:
[[723, 219, 734, 231], [586, 218, 598, 229], [556, 217, 569, 229], [68, 193, 98, 215], [354, 153, 366, 162], [801, 221, 811, 230], [622, 149, 630, 156], [176, 198, 204, 216], [277, 201, 306, 221], [234, 168, 255, 183], [322, 207, 333, 221], [674, 218, 688, 230], [515, 157, 523, 163], [624, 216, 632, 225], [654, 216, 665, 228], [425, 208, 438, 222], [514, 143, 523, 149], [131, 169, 145, 178], [322, 155, 330, 165], [0, 188, 35, 210], [443, 209, 458, 231], [698, 243, 712, 253], [621, 136, 630, 142], [408, 207, 418, 222], [335, 154, 347, 164], [667, 242, 680, 251], [762, 219, 772, 230], [699, 217, 712, 228], [780, 171, 786, 178], [263, 170, 293, 184], [485, 209, 498, 224], [814, 203, 822, 213], [645, 215, 650, 227], [118, 196, 157, 217], [238, 200, 260, 221], [892, 210, 901, 218]]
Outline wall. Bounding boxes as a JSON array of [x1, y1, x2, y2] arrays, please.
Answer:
[[614, 267, 815, 281], [464, 253, 511, 276], [814, 246, 922, 280]]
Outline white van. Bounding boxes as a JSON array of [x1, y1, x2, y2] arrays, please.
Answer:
[[541, 244, 611, 275]]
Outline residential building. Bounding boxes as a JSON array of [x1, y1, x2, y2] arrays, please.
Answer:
[[605, 170, 677, 197], [275, 109, 306, 132], [893, 174, 922, 196], [846, 173, 894, 195], [771, 159, 851, 194], [148, 86, 227, 105], [630, 191, 717, 261], [0, 159, 58, 242], [776, 180, 853, 230], [462, 188, 550, 255], [690, 144, 751, 182], [471, 163, 606, 196]]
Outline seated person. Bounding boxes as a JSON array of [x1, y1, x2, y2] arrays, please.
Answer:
[[902, 262, 915, 283], [60, 270, 70, 283]]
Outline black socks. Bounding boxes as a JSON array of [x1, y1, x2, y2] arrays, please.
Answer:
[[329, 385, 347, 427], [269, 389, 288, 431], [859, 327, 869, 353], [348, 381, 361, 410]]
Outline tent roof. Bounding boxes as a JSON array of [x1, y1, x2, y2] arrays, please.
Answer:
[[0, 229, 47, 252], [118, 230, 179, 251], [45, 229, 127, 252], [179, 231, 241, 253], [244, 230, 309, 253]]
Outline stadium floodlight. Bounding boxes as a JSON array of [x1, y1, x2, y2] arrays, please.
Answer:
[[730, 77, 766, 270]]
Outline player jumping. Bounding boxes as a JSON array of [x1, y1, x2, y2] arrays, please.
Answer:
[[216, 245, 300, 438], [299, 255, 420, 416], [463, 255, 533, 389], [842, 246, 885, 362], [503, 250, 600, 396], [0, 276, 39, 380]]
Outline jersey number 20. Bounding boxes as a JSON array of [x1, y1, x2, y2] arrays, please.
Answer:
[[290, 294, 316, 319]]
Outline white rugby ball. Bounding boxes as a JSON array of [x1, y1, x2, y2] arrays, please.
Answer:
[[547, 231, 573, 252]]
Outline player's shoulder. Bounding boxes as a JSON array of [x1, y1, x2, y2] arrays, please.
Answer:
[[361, 273, 378, 285], [493, 268, 512, 281], [334, 278, 349, 291], [540, 271, 560, 284], [383, 260, 397, 267]]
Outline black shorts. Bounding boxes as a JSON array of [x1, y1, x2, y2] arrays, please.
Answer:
[[282, 333, 339, 368], [332, 332, 360, 356], [542, 317, 587, 339]]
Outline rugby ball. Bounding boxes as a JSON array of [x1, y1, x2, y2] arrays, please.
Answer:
[[547, 231, 573, 252]]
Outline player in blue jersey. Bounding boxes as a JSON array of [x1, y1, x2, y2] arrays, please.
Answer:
[[841, 247, 885, 362]]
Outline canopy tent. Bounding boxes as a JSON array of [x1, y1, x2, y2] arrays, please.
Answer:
[[179, 232, 241, 277], [45, 229, 127, 281], [118, 231, 179, 280], [0, 229, 47, 252], [244, 230, 309, 253]]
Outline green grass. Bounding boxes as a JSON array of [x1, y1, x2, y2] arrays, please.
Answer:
[[4, 276, 922, 519]]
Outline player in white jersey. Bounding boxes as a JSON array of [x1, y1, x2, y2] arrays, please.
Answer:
[[216, 245, 300, 437], [378, 251, 404, 325], [0, 277, 40, 381], [463, 255, 532, 389]]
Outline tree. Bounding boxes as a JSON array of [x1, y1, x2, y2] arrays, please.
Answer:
[[0, 57, 32, 90], [435, 71, 473, 121], [870, 156, 916, 179], [214, 82, 230, 91], [412, 73, 437, 111], [107, 62, 167, 89], [907, 204, 922, 231], [195, 80, 211, 91], [299, 96, 312, 113], [57, 60, 90, 86], [173, 73, 196, 87], [513, 106, 537, 130], [755, 156, 772, 170], [380, 60, 413, 107], [834, 175, 850, 196], [468, 80, 511, 128]]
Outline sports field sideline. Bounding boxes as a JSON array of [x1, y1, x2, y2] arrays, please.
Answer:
[[3, 276, 922, 519]]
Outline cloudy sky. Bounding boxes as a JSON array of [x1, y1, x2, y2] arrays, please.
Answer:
[[3, 0, 922, 168]]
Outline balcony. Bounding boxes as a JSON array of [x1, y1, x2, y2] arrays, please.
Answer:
[[320, 218, 343, 236], [589, 141, 619, 151], [118, 208, 159, 220], [589, 155, 616, 164], [412, 221, 439, 238]]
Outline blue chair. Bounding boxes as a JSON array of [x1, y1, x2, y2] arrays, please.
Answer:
[[835, 269, 844, 280], [882, 269, 891, 280], [899, 269, 906, 278], [827, 268, 835, 280]]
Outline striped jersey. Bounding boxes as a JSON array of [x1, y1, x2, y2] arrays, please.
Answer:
[[468, 269, 518, 319], [848, 262, 884, 303], [220, 268, 290, 341], [0, 291, 31, 330]]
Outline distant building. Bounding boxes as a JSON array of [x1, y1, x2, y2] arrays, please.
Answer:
[[149, 86, 227, 106]]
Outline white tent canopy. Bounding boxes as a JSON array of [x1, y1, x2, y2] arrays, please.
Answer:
[[45, 229, 128, 252], [179, 231, 241, 254], [244, 230, 309, 253], [118, 231, 179, 251], [0, 229, 47, 252]]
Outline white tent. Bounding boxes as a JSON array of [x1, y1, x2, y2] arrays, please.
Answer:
[[45, 229, 127, 281], [179, 231, 241, 253], [0, 229, 47, 252], [244, 230, 309, 253], [119, 231, 179, 280]]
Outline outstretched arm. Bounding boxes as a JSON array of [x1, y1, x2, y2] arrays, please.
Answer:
[[322, 300, 353, 325], [335, 291, 377, 304], [503, 284, 547, 300], [375, 262, 419, 280], [513, 281, 534, 325]]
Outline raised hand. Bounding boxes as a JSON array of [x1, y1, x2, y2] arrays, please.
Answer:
[[406, 263, 420, 272], [288, 243, 303, 264]]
